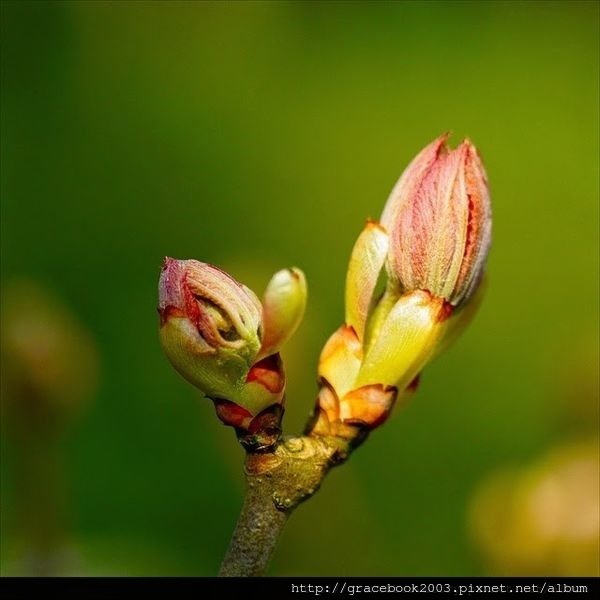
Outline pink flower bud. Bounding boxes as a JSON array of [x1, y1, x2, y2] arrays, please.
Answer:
[[381, 134, 492, 306], [158, 258, 306, 451], [159, 257, 262, 357], [158, 257, 265, 411]]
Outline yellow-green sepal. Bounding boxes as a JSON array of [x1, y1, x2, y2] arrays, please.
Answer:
[[345, 220, 389, 342], [356, 290, 447, 392], [159, 315, 258, 403]]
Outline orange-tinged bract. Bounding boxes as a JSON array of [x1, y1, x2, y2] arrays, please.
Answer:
[[309, 135, 491, 441]]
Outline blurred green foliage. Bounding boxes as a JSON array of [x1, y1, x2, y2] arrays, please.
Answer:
[[1, 0, 598, 575]]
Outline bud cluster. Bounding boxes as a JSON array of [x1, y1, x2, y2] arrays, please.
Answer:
[[308, 135, 491, 441], [158, 134, 491, 449]]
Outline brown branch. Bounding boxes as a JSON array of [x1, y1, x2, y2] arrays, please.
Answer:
[[218, 434, 352, 577]]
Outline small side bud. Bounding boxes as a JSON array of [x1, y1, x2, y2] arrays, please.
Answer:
[[158, 257, 262, 404], [158, 258, 308, 450], [259, 267, 307, 360]]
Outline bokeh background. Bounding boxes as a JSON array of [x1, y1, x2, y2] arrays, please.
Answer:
[[1, 0, 598, 576]]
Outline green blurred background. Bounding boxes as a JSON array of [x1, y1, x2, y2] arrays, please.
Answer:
[[1, 0, 598, 576]]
